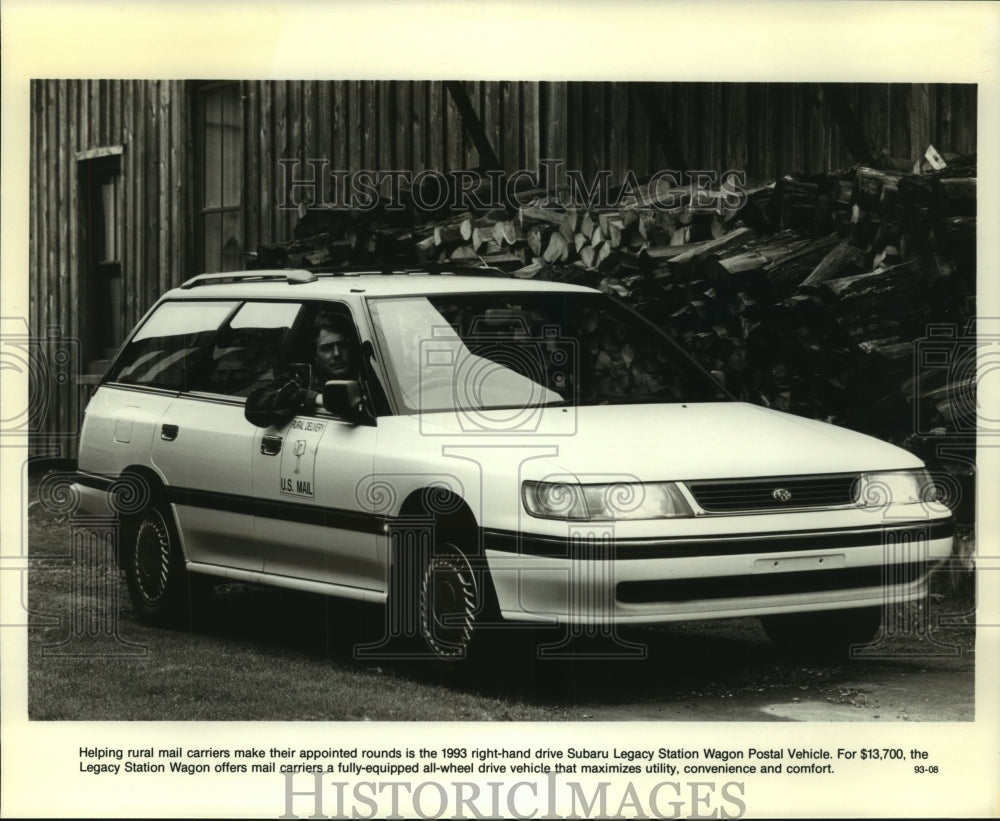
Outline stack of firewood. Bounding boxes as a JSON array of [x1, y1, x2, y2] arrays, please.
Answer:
[[519, 158, 976, 445], [251, 155, 976, 455]]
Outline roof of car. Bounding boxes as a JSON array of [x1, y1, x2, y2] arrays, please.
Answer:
[[165, 269, 598, 300]]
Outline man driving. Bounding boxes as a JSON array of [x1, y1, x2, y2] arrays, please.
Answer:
[[244, 312, 357, 427], [313, 314, 355, 384]]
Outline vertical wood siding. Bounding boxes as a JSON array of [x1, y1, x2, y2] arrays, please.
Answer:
[[29, 80, 976, 457], [29, 79, 188, 457]]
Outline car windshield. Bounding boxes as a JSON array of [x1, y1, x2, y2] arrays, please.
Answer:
[[367, 291, 728, 413]]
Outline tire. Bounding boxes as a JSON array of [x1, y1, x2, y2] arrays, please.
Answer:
[[761, 606, 882, 660], [417, 540, 495, 663], [123, 503, 190, 627]]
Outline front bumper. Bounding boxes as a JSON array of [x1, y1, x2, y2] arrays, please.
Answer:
[[484, 518, 954, 624]]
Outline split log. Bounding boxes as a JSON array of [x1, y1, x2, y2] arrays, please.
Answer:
[[853, 167, 904, 210], [526, 225, 554, 257], [637, 212, 659, 240], [479, 252, 528, 268], [710, 214, 726, 239], [492, 220, 520, 247], [670, 226, 691, 245], [519, 203, 566, 227], [470, 226, 492, 252], [669, 227, 756, 266], [448, 245, 479, 261], [763, 233, 840, 291], [716, 232, 813, 276], [799, 242, 863, 287], [559, 208, 580, 242], [639, 238, 715, 264], [512, 259, 544, 279], [606, 218, 624, 249], [822, 259, 923, 298], [542, 232, 571, 264], [415, 234, 437, 262], [434, 224, 466, 246], [596, 242, 612, 268]]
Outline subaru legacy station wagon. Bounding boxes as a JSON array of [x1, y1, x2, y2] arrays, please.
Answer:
[[73, 268, 953, 661]]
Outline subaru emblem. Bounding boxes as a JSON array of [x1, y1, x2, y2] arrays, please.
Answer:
[[772, 488, 792, 502]]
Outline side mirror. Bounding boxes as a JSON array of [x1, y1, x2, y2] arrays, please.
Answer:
[[321, 380, 368, 424], [710, 369, 727, 389]]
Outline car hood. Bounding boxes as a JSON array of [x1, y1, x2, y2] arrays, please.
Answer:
[[411, 402, 922, 482]]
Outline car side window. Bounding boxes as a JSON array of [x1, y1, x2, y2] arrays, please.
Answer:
[[193, 301, 302, 396], [107, 301, 238, 390]]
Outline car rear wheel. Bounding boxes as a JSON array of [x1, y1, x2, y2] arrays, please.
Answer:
[[124, 504, 190, 627], [761, 606, 882, 660]]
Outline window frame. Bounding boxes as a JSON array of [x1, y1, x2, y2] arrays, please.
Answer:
[[194, 81, 245, 274], [102, 299, 242, 391], [77, 148, 125, 371], [187, 300, 306, 398], [101, 296, 395, 421]]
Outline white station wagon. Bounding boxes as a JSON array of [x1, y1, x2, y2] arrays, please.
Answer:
[[73, 268, 953, 661]]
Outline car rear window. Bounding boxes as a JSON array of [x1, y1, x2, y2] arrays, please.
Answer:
[[106, 301, 238, 390]]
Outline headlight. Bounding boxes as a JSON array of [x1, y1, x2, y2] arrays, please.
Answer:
[[854, 470, 935, 507], [521, 481, 589, 520], [522, 480, 693, 521]]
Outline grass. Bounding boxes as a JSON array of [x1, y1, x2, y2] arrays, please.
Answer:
[[26, 485, 555, 721], [25, 470, 976, 721]]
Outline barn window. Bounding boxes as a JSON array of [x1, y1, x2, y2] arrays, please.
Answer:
[[197, 82, 244, 272]]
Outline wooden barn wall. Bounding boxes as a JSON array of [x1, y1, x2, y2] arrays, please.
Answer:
[[242, 80, 542, 248], [29, 79, 976, 457], [244, 81, 976, 249], [29, 79, 192, 458], [549, 81, 977, 184]]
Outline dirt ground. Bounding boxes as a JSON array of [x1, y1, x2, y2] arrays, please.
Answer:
[[433, 605, 976, 722]]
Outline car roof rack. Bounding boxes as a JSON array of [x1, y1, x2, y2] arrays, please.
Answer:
[[179, 270, 317, 289], [180, 264, 512, 288], [307, 263, 512, 278]]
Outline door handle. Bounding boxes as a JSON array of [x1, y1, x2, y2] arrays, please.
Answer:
[[260, 434, 283, 455], [161, 424, 179, 441]]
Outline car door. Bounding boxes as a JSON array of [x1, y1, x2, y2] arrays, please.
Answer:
[[252, 414, 381, 592], [151, 299, 302, 573], [152, 394, 260, 571], [251, 303, 384, 593]]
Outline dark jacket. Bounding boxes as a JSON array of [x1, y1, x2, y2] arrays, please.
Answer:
[[244, 372, 319, 428]]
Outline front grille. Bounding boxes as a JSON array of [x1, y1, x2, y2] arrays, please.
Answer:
[[686, 474, 859, 513], [616, 561, 928, 604]]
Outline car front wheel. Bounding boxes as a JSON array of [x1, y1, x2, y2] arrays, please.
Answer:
[[418, 541, 488, 663]]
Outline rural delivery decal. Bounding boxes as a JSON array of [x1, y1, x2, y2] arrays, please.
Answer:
[[280, 418, 327, 498]]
